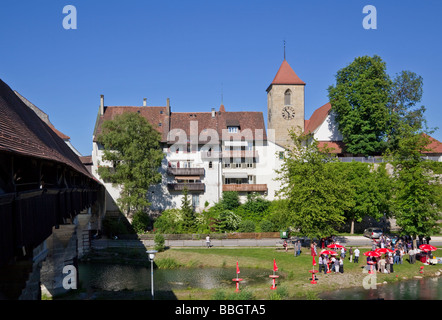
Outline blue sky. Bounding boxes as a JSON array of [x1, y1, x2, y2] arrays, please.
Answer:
[[1, 0, 441, 156]]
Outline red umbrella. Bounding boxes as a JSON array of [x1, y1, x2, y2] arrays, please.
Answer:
[[364, 251, 381, 257], [375, 248, 394, 254], [320, 250, 338, 255], [419, 244, 437, 252], [327, 244, 345, 250]]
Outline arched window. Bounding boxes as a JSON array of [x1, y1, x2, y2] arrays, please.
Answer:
[[284, 89, 291, 106]]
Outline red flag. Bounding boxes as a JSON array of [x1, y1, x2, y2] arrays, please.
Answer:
[[236, 261, 240, 274], [273, 259, 278, 272], [312, 256, 316, 266]]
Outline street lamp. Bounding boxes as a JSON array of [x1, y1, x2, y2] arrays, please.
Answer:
[[146, 250, 157, 300]]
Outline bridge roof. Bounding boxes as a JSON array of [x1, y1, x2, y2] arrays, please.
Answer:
[[0, 78, 94, 180]]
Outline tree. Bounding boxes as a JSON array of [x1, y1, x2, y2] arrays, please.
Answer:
[[336, 162, 392, 234], [276, 130, 354, 239], [220, 191, 240, 210], [328, 55, 391, 156], [390, 131, 441, 246], [97, 112, 163, 216], [386, 70, 435, 151], [181, 186, 195, 232]]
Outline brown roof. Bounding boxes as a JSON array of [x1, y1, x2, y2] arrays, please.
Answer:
[[95, 105, 267, 144], [422, 134, 442, 154], [305, 102, 332, 134], [0, 79, 94, 180], [268, 59, 305, 88], [317, 141, 345, 154], [94, 106, 169, 142]]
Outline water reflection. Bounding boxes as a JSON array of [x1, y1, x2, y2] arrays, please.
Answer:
[[79, 263, 270, 292], [320, 277, 442, 300]]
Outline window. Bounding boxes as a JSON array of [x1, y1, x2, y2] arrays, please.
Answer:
[[284, 90, 291, 106], [209, 161, 213, 169], [192, 194, 200, 208], [248, 175, 254, 184], [228, 126, 238, 133]]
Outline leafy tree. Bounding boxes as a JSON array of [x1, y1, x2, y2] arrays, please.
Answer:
[[97, 112, 163, 216], [276, 130, 354, 239], [221, 191, 240, 210], [387, 70, 435, 151], [390, 131, 442, 246], [181, 186, 195, 232], [336, 162, 392, 234], [237, 220, 256, 233], [328, 55, 391, 156]]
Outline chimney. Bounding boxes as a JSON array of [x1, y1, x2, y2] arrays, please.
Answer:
[[166, 98, 170, 116], [100, 94, 104, 115], [211, 108, 215, 118], [143, 98, 147, 106]]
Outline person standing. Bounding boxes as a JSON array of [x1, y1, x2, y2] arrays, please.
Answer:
[[348, 247, 353, 263], [319, 254, 327, 274], [206, 235, 211, 248], [295, 240, 301, 257], [339, 257, 344, 273], [409, 247, 415, 264], [354, 248, 360, 263]]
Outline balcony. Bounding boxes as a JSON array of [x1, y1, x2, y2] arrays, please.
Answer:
[[200, 150, 258, 160], [166, 167, 205, 176], [167, 183, 205, 192], [222, 184, 268, 193]]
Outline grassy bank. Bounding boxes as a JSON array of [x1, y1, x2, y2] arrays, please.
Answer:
[[75, 246, 442, 300]]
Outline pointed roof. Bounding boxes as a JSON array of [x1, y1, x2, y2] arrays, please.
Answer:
[[269, 59, 305, 89]]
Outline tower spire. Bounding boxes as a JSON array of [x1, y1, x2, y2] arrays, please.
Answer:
[[283, 40, 286, 60]]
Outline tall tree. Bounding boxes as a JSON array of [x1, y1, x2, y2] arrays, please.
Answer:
[[181, 186, 195, 232], [276, 130, 354, 239], [335, 161, 392, 234], [390, 130, 441, 246], [386, 70, 434, 151], [97, 112, 163, 216], [327, 55, 391, 156]]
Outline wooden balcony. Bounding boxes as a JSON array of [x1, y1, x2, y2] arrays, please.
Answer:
[[167, 183, 205, 192], [222, 184, 267, 192], [166, 167, 205, 176]]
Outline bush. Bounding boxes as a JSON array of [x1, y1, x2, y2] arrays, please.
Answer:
[[153, 208, 183, 234], [154, 233, 165, 252], [132, 210, 150, 234], [259, 219, 275, 232], [237, 220, 256, 232]]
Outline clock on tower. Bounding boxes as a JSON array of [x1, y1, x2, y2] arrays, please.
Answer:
[[266, 59, 305, 148]]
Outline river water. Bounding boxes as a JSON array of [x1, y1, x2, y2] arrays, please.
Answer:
[[319, 276, 442, 300], [79, 262, 270, 292], [79, 262, 442, 300]]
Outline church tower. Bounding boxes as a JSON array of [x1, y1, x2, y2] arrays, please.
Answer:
[[266, 59, 305, 148]]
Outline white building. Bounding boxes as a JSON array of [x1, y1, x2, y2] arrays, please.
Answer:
[[90, 59, 442, 214]]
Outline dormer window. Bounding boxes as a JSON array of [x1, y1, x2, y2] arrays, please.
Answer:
[[228, 126, 239, 133], [284, 89, 291, 106]]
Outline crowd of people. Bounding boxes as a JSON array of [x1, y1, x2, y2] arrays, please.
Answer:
[[301, 233, 437, 275]]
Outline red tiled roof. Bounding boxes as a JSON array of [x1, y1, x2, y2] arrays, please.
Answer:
[[422, 134, 442, 154], [305, 102, 332, 134], [317, 141, 345, 154], [270, 60, 305, 86], [94, 106, 169, 142], [95, 104, 267, 144], [0, 79, 94, 180]]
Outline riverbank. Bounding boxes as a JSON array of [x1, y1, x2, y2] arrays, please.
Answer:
[[71, 245, 442, 300]]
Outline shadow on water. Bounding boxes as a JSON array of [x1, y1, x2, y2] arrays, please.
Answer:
[[77, 262, 270, 300]]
